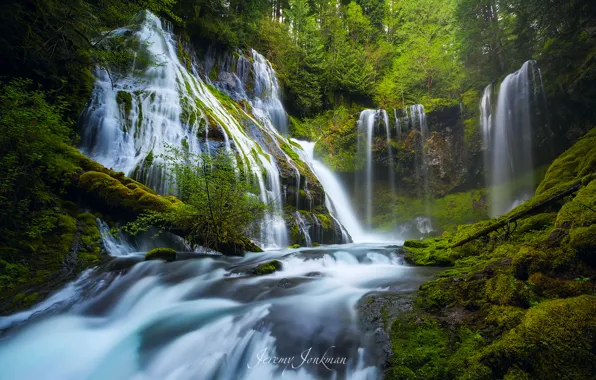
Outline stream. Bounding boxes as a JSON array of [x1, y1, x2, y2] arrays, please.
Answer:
[[0, 244, 438, 380]]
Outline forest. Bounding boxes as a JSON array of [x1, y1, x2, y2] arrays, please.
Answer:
[[0, 0, 596, 379]]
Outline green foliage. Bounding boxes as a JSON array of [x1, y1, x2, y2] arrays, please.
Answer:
[[145, 247, 177, 261], [0, 79, 74, 242], [125, 146, 267, 253]]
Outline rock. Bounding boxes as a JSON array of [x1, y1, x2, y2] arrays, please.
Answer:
[[145, 248, 177, 262], [252, 260, 282, 275], [357, 292, 415, 370]]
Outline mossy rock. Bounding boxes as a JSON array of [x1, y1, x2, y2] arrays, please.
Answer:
[[145, 248, 177, 262], [536, 127, 596, 195], [253, 260, 282, 275], [482, 295, 596, 378], [403, 238, 454, 266]]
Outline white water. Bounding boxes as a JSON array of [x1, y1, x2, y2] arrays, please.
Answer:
[[357, 110, 377, 227], [0, 245, 439, 380], [480, 60, 544, 217], [80, 12, 294, 248], [292, 140, 364, 242]]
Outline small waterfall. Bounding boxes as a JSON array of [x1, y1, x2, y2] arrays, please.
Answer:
[[80, 12, 289, 249], [97, 219, 136, 257], [294, 211, 313, 247], [480, 60, 546, 217], [292, 140, 360, 242]]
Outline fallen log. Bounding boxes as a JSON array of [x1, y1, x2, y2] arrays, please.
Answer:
[[451, 181, 583, 248]]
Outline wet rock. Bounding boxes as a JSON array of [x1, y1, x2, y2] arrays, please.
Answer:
[[252, 260, 282, 275], [357, 292, 415, 370]]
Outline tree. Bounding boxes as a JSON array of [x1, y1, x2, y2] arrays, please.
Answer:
[[126, 147, 268, 250]]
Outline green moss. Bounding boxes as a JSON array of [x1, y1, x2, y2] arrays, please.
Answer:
[[78, 171, 178, 213], [280, 141, 300, 161], [253, 260, 282, 275], [385, 129, 596, 379], [536, 127, 596, 195], [482, 296, 596, 378], [569, 224, 596, 254], [145, 247, 177, 262], [555, 180, 596, 227], [403, 238, 455, 266], [116, 91, 133, 120]]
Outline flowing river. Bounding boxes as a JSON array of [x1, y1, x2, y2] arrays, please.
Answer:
[[0, 244, 438, 380]]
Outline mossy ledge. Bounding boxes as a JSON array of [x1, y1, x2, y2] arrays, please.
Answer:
[[0, 145, 262, 314], [391, 127, 596, 379], [145, 248, 177, 262]]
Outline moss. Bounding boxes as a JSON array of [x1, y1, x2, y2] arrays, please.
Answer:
[[280, 141, 300, 161], [116, 91, 133, 120], [78, 171, 177, 214], [253, 260, 282, 275], [387, 314, 489, 380], [481, 296, 596, 378], [288, 243, 301, 249], [568, 224, 596, 256], [403, 238, 455, 266], [536, 127, 596, 195], [555, 180, 596, 227], [385, 129, 596, 379], [145, 247, 177, 262]]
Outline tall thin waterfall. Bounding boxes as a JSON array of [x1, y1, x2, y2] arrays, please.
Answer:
[[80, 12, 288, 248], [382, 110, 397, 219], [358, 110, 377, 227], [480, 60, 545, 217]]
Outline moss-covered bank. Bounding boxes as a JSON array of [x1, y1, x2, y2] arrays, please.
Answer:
[[0, 145, 261, 314], [389, 128, 596, 379]]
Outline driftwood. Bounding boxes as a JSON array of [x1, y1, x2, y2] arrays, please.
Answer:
[[451, 181, 583, 248]]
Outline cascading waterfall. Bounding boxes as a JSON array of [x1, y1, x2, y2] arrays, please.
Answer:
[[250, 50, 289, 136], [80, 12, 292, 248], [292, 140, 361, 242], [480, 60, 546, 217]]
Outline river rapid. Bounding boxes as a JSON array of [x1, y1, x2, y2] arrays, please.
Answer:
[[0, 243, 438, 380]]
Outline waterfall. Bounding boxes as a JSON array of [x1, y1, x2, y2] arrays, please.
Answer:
[[97, 220, 136, 257], [382, 110, 396, 224], [357, 110, 378, 227], [356, 106, 430, 229], [80, 12, 290, 249], [292, 140, 360, 242], [410, 105, 430, 213], [249, 50, 289, 135], [480, 60, 545, 217], [294, 211, 313, 247]]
